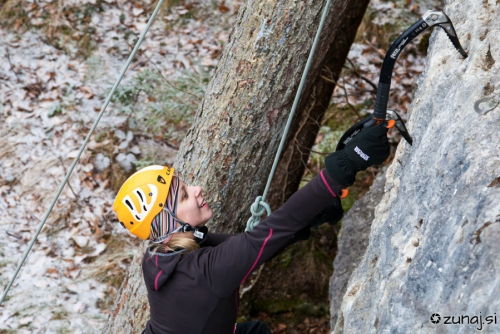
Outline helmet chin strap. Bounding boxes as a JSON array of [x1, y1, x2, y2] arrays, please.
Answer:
[[150, 208, 207, 245]]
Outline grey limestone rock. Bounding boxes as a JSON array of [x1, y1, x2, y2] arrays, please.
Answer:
[[331, 1, 500, 333], [329, 165, 388, 328]]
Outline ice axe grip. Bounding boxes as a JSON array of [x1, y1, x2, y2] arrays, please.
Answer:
[[373, 82, 391, 120]]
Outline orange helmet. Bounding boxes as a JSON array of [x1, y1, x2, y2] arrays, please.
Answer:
[[113, 165, 174, 239]]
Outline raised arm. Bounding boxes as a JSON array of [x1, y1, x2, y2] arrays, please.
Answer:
[[194, 121, 391, 297], [191, 169, 341, 297]]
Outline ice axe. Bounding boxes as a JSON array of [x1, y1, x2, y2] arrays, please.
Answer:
[[336, 10, 468, 153]]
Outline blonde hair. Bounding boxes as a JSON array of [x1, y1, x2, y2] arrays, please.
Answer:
[[149, 236, 200, 254]]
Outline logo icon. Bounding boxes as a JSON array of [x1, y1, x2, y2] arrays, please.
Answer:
[[430, 313, 441, 324], [354, 146, 370, 161]]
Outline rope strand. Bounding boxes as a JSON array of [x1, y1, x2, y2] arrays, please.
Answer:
[[246, 0, 332, 231]]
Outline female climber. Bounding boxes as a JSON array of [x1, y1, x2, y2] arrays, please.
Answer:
[[112, 122, 390, 334]]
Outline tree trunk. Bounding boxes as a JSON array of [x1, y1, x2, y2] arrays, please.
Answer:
[[240, 0, 369, 326], [264, 0, 369, 209], [331, 1, 500, 333], [105, 0, 369, 331]]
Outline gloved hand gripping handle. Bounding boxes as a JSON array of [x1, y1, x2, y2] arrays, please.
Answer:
[[332, 10, 468, 198]]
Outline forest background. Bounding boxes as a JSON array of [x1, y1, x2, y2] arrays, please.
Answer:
[[0, 0, 438, 332]]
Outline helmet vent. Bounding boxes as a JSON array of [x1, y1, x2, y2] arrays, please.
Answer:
[[130, 221, 134, 225], [157, 175, 166, 184], [121, 184, 158, 225], [125, 200, 134, 210]]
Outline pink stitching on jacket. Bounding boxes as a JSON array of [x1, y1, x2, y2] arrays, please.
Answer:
[[155, 270, 163, 291], [241, 229, 273, 284], [155, 255, 158, 267], [320, 170, 337, 197]]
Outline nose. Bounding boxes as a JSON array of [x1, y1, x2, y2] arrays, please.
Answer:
[[194, 186, 203, 197]]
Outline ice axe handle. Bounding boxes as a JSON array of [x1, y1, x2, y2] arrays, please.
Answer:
[[369, 18, 428, 123], [373, 82, 391, 120]]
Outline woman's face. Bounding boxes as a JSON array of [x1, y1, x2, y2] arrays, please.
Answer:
[[175, 179, 213, 227]]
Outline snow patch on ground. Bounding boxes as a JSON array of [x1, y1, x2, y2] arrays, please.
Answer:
[[0, 0, 240, 332]]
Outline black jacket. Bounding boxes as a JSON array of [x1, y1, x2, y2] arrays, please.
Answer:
[[142, 169, 342, 334]]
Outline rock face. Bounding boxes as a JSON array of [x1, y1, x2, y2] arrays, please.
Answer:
[[329, 166, 388, 328], [331, 1, 500, 333]]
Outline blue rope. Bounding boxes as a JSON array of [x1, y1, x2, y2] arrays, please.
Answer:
[[246, 0, 333, 231], [0, 0, 166, 305]]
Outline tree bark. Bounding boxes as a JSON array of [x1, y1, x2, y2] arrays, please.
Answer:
[[241, 0, 370, 325], [264, 1, 369, 209], [105, 0, 369, 331]]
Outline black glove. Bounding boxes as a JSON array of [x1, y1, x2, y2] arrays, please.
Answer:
[[325, 123, 390, 187]]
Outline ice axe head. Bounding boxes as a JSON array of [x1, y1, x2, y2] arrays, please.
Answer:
[[422, 10, 468, 58]]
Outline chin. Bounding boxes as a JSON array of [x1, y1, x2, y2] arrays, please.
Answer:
[[202, 214, 213, 226]]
